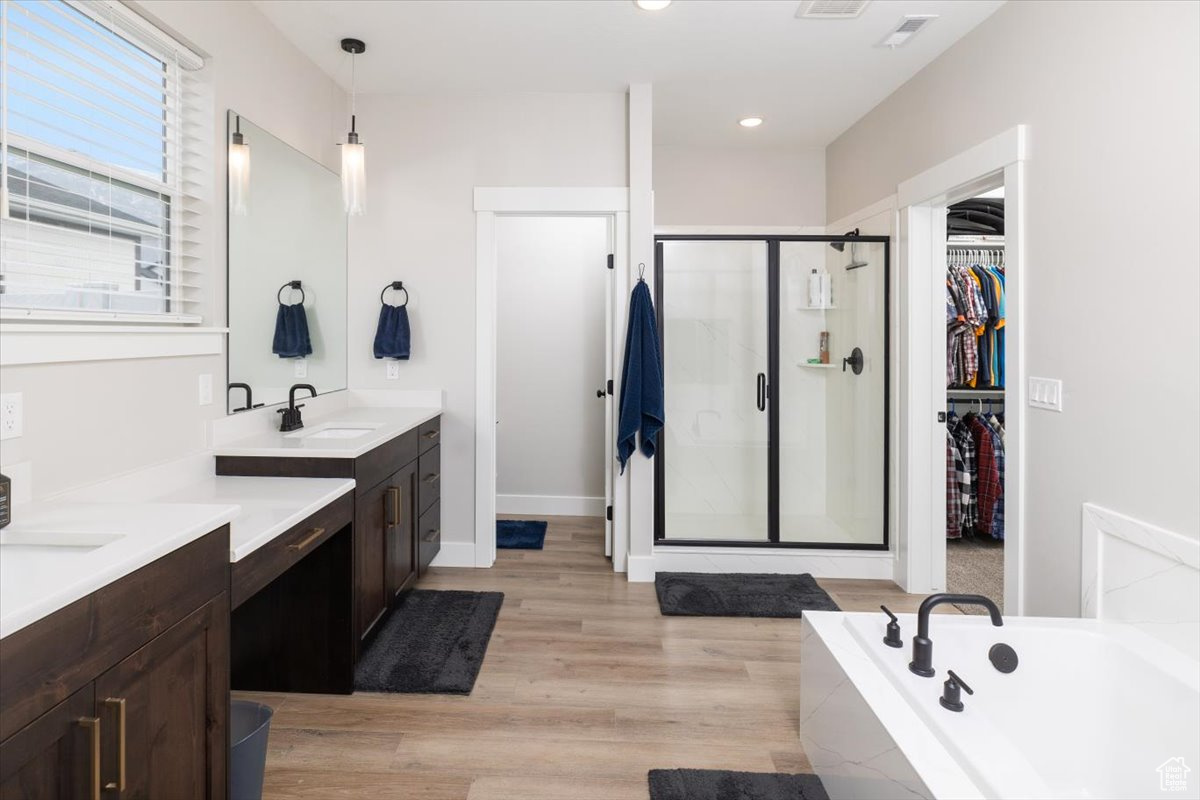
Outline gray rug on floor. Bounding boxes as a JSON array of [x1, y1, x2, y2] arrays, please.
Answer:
[[946, 536, 1004, 614], [354, 590, 503, 694], [649, 769, 829, 800], [654, 572, 839, 618]]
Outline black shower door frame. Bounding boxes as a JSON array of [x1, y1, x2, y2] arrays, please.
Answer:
[[653, 234, 891, 550]]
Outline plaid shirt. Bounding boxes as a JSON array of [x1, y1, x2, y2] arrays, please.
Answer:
[[969, 415, 1002, 537], [948, 416, 977, 531], [946, 431, 970, 538], [988, 417, 1005, 540]]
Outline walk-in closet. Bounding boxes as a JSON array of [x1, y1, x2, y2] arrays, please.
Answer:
[[945, 191, 1007, 612]]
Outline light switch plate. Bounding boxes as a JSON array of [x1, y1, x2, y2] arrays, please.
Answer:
[[294, 359, 308, 379], [1028, 376, 1063, 412], [386, 361, 400, 380], [0, 393, 23, 440], [198, 374, 213, 406]]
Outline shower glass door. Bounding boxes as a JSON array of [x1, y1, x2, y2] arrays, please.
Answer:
[[657, 239, 769, 542], [656, 235, 890, 549]]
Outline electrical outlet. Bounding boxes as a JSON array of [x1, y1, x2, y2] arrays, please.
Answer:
[[198, 374, 213, 406], [386, 361, 400, 380], [0, 393, 23, 440], [1028, 377, 1063, 412], [294, 358, 308, 379]]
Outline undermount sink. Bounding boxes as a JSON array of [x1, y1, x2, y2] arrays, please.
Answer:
[[0, 530, 126, 556], [285, 422, 382, 440]]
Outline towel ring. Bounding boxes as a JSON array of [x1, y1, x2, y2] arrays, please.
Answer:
[[381, 281, 409, 307], [277, 280, 304, 305]]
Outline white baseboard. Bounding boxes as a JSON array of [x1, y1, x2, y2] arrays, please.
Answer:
[[653, 547, 894, 580], [429, 541, 478, 568], [496, 494, 605, 517], [627, 554, 656, 582]]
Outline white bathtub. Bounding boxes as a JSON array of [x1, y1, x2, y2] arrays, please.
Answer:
[[800, 611, 1200, 800]]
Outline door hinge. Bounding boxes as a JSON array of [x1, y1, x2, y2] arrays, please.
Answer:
[[606, 505, 613, 522], [606, 379, 613, 395], [606, 253, 614, 270]]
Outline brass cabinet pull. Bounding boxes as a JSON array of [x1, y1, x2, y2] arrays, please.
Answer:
[[423, 473, 440, 484], [387, 487, 401, 527], [77, 717, 101, 800], [422, 430, 439, 440], [288, 527, 326, 551], [103, 697, 126, 791]]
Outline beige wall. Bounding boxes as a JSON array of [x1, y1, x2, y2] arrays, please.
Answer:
[[826, 0, 1200, 615], [0, 1, 346, 500], [654, 145, 825, 227], [346, 92, 628, 547]]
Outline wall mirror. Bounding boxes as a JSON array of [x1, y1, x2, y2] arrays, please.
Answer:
[[226, 110, 347, 413]]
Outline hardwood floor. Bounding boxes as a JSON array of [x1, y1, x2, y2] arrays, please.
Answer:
[[239, 515, 949, 800]]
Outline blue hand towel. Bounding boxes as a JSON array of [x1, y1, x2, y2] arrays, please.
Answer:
[[272, 303, 312, 358], [373, 304, 411, 360], [617, 280, 664, 473]]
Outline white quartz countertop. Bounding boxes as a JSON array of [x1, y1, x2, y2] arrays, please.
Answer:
[[212, 405, 441, 459], [155, 476, 355, 562], [0, 502, 239, 639]]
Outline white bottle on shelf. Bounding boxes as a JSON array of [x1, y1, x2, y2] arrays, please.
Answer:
[[808, 269, 822, 308]]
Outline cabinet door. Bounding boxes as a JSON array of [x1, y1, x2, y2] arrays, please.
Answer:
[[386, 463, 417, 600], [93, 597, 229, 800], [355, 480, 389, 641], [0, 687, 96, 800]]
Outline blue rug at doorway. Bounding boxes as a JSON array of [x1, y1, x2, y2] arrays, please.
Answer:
[[496, 519, 547, 549]]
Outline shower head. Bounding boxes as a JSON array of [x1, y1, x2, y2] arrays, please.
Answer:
[[830, 228, 860, 253]]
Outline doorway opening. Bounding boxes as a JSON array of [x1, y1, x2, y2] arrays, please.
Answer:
[[495, 215, 612, 556]]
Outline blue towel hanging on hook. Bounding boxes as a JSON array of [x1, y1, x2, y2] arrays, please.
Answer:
[[617, 267, 663, 473], [374, 281, 411, 360]]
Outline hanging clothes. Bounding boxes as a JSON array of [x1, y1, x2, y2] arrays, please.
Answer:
[[946, 257, 1005, 389], [946, 410, 1005, 540]]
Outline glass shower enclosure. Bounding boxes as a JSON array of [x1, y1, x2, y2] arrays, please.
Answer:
[[654, 235, 889, 549]]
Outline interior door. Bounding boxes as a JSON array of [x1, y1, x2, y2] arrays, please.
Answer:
[[657, 239, 770, 542]]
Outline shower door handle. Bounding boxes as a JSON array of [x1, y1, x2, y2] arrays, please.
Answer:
[[756, 373, 767, 411]]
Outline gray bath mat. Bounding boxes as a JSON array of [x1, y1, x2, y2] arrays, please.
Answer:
[[354, 590, 503, 694], [654, 572, 839, 618], [649, 769, 829, 800]]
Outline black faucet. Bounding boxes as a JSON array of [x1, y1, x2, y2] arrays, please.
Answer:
[[909, 593, 1002, 677], [277, 383, 316, 432], [939, 670, 974, 712], [228, 382, 263, 413]]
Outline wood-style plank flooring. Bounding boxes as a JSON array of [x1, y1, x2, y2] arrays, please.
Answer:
[[239, 515, 953, 800]]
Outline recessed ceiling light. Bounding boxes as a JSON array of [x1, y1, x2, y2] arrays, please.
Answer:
[[634, 0, 672, 10], [739, 117, 764, 128]]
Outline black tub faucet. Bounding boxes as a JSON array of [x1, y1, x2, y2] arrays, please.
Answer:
[[909, 593, 1003, 677], [277, 383, 317, 432]]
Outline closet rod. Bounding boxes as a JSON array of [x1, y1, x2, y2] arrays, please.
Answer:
[[947, 244, 1005, 250]]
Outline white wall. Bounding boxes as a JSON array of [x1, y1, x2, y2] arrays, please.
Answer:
[[654, 145, 825, 227], [347, 92, 627, 549], [0, 1, 346, 500], [825, 0, 1200, 615], [495, 215, 610, 512]]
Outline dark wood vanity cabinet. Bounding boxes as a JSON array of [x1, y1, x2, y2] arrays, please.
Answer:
[[0, 528, 230, 800], [217, 414, 441, 651]]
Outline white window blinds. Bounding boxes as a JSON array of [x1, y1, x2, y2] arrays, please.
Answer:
[[1, 0, 209, 322]]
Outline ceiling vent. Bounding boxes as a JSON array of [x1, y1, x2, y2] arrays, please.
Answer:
[[795, 0, 871, 20], [877, 14, 937, 47]]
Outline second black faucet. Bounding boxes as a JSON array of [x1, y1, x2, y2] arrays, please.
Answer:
[[277, 383, 317, 432]]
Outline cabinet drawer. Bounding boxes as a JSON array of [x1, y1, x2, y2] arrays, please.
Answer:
[[417, 499, 441, 575], [0, 528, 228, 742], [355, 430, 418, 496], [231, 493, 353, 609], [417, 416, 441, 454], [417, 445, 440, 514]]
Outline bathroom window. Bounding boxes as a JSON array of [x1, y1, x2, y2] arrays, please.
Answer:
[[0, 0, 207, 322]]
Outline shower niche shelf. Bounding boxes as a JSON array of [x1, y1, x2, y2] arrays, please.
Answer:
[[798, 362, 837, 369]]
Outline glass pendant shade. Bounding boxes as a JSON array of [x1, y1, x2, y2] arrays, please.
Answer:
[[228, 131, 250, 216], [341, 135, 366, 216]]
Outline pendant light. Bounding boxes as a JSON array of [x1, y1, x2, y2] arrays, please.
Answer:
[[340, 38, 367, 216], [229, 115, 250, 216]]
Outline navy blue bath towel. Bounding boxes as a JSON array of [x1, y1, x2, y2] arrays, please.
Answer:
[[617, 279, 664, 472], [272, 303, 312, 358], [374, 304, 411, 360]]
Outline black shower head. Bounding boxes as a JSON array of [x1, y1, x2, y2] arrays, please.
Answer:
[[830, 241, 846, 252]]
